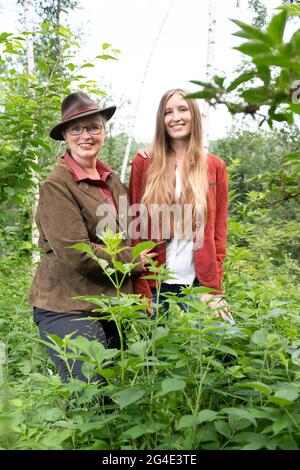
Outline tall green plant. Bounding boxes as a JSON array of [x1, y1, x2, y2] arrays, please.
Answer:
[[0, 26, 119, 252], [190, 9, 300, 206]]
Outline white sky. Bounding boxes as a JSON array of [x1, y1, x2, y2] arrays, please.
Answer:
[[1, 0, 283, 142]]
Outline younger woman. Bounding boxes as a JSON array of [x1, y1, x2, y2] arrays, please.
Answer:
[[129, 88, 232, 320]]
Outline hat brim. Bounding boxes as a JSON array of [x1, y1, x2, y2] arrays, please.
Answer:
[[49, 106, 116, 141]]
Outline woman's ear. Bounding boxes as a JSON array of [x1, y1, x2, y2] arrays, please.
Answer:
[[61, 128, 67, 141]]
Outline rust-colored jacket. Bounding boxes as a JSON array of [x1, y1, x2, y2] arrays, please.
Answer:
[[129, 153, 228, 297], [29, 158, 142, 313]]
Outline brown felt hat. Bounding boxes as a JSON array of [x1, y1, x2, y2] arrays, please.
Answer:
[[50, 91, 116, 141]]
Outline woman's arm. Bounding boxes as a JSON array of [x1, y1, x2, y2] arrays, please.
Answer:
[[214, 161, 229, 291], [129, 156, 153, 299]]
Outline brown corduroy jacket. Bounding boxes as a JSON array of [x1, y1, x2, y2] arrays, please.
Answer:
[[29, 158, 142, 313]]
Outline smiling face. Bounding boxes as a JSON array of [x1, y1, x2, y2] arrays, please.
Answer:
[[164, 92, 192, 143], [62, 114, 105, 164]]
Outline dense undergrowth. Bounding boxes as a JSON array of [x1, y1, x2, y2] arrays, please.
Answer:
[[0, 209, 300, 450]]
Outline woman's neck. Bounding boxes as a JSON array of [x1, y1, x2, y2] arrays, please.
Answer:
[[70, 153, 100, 179], [171, 140, 188, 169]]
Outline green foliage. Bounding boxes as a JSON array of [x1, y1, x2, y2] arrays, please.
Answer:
[[247, 0, 268, 28], [1, 222, 299, 450], [191, 9, 300, 206], [190, 11, 298, 126], [210, 125, 300, 209], [0, 3, 299, 452], [0, 22, 120, 254]]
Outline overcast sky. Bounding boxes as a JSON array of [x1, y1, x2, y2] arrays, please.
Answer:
[[1, 0, 283, 142]]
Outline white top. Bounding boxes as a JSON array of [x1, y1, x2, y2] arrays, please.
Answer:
[[165, 167, 195, 285]]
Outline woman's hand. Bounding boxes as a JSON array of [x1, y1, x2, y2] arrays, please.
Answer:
[[129, 148, 150, 165], [200, 293, 234, 323], [139, 248, 157, 271], [137, 148, 150, 159]]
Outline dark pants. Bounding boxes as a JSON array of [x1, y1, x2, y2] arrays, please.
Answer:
[[33, 307, 119, 383], [151, 278, 200, 315]]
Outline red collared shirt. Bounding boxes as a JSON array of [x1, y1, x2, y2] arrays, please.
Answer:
[[63, 151, 115, 206]]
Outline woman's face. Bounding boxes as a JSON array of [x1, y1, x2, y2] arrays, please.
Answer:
[[164, 93, 192, 142], [62, 115, 105, 163]]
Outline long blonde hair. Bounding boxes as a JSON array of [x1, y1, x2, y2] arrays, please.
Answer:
[[142, 89, 208, 240]]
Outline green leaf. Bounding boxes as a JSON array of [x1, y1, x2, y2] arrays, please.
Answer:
[[186, 90, 216, 100], [270, 388, 299, 406], [291, 349, 300, 365], [242, 434, 266, 450], [96, 54, 118, 61], [190, 79, 209, 87], [253, 54, 293, 67], [132, 241, 156, 259], [257, 66, 271, 87], [271, 416, 289, 435], [237, 382, 272, 395], [214, 344, 238, 357], [229, 415, 252, 431], [291, 29, 300, 54], [227, 71, 256, 92], [198, 409, 217, 424], [40, 429, 72, 449], [80, 63, 95, 68], [97, 258, 109, 270], [67, 335, 91, 355], [241, 86, 269, 104], [151, 326, 169, 343], [40, 408, 65, 422], [161, 378, 186, 394], [68, 242, 94, 256], [113, 389, 145, 409], [197, 430, 218, 443], [283, 151, 300, 162], [121, 422, 165, 440], [77, 387, 99, 404], [79, 416, 115, 436], [214, 420, 232, 439], [234, 42, 271, 57], [251, 329, 268, 345], [231, 19, 274, 44], [89, 341, 108, 363], [267, 11, 287, 44], [277, 5, 300, 16], [177, 415, 199, 430], [113, 260, 128, 274], [128, 341, 150, 358], [214, 75, 225, 87], [222, 408, 256, 426]]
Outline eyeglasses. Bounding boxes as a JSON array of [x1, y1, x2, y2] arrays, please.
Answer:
[[68, 124, 103, 136]]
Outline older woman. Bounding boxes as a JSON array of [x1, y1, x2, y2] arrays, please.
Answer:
[[29, 91, 147, 383]]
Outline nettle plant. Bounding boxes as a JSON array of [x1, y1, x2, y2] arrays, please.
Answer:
[[34, 227, 300, 450]]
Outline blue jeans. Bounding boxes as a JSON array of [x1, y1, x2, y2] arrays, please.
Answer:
[[151, 278, 200, 316]]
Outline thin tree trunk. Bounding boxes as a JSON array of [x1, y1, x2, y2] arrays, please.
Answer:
[[120, 0, 175, 183], [202, 0, 217, 150], [56, 0, 61, 26], [24, 0, 39, 262], [24, 0, 34, 74], [55, 0, 62, 58]]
